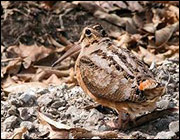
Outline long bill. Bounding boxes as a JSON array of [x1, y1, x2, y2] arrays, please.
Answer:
[[52, 43, 81, 67]]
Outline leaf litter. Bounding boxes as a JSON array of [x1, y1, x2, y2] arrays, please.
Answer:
[[1, 1, 179, 139]]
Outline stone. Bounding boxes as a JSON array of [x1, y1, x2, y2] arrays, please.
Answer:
[[51, 100, 66, 108], [3, 116, 19, 130], [7, 105, 17, 115], [87, 109, 104, 125], [154, 118, 170, 131], [58, 106, 66, 111], [98, 124, 109, 131], [91, 136, 101, 139], [154, 131, 176, 139], [156, 100, 169, 110], [18, 107, 31, 121], [9, 98, 23, 107], [1, 132, 13, 139], [20, 121, 35, 131], [19, 90, 36, 104], [169, 121, 179, 133], [130, 131, 148, 139], [37, 94, 53, 106]]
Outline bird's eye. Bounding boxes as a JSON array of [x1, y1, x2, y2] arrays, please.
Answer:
[[101, 30, 107, 37], [85, 29, 92, 36]]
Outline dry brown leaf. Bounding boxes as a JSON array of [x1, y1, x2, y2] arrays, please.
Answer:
[[135, 45, 179, 65], [1, 58, 22, 77], [143, 23, 157, 33], [153, 1, 179, 5], [43, 74, 63, 85], [8, 126, 27, 139], [1, 1, 10, 9], [47, 36, 65, 48], [2, 82, 48, 94], [126, 1, 144, 12], [155, 22, 179, 47], [72, 1, 105, 14], [94, 1, 127, 12], [132, 46, 165, 65], [33, 67, 70, 82], [6, 44, 54, 69], [94, 10, 126, 27], [38, 111, 118, 139], [126, 20, 138, 34], [169, 5, 179, 19]]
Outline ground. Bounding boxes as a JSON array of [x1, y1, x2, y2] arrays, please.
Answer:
[[1, 1, 179, 139]]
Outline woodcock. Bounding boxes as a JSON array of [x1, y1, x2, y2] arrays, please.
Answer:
[[52, 25, 165, 129]]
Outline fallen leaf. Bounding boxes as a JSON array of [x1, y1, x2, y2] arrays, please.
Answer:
[[143, 23, 157, 33], [43, 74, 63, 85], [38, 111, 118, 139], [6, 44, 54, 69], [33, 67, 70, 82], [132, 46, 165, 65], [2, 58, 22, 76], [155, 22, 179, 46], [169, 5, 179, 19], [2, 82, 48, 94], [8, 126, 27, 139]]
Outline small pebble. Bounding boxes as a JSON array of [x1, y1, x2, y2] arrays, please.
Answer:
[[154, 131, 176, 139], [51, 100, 66, 108], [7, 105, 17, 115], [37, 94, 53, 106], [18, 107, 31, 121], [156, 99, 169, 110], [92, 136, 101, 139], [169, 121, 179, 133], [20, 121, 35, 131], [58, 106, 66, 111], [19, 90, 36, 103], [3, 116, 19, 130]]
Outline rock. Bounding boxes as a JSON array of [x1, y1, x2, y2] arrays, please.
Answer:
[[3, 116, 19, 130], [87, 109, 104, 125], [98, 124, 109, 131], [37, 94, 53, 106], [155, 118, 170, 131], [130, 131, 149, 139], [9, 98, 23, 107], [7, 105, 17, 115], [1, 132, 13, 139], [66, 106, 80, 116], [19, 90, 36, 104], [156, 99, 169, 110], [51, 100, 66, 108], [36, 88, 49, 95], [18, 107, 31, 121], [48, 108, 59, 115], [65, 106, 82, 124], [91, 136, 101, 139], [72, 115, 80, 124], [20, 121, 35, 131], [169, 121, 179, 133], [58, 106, 66, 111], [154, 131, 176, 139]]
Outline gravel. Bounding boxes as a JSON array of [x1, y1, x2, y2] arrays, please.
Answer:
[[154, 131, 176, 139], [169, 121, 179, 134], [1, 59, 179, 139]]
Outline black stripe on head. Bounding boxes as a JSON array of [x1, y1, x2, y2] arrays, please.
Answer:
[[93, 25, 108, 37]]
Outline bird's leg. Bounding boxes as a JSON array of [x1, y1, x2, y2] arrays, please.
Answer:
[[117, 111, 132, 130], [104, 110, 131, 130]]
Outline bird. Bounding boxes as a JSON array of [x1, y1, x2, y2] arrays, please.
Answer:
[[52, 24, 165, 129]]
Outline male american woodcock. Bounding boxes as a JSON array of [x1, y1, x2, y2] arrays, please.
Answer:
[[52, 25, 165, 129]]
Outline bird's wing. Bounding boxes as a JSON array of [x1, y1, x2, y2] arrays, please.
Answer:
[[79, 55, 146, 103]]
